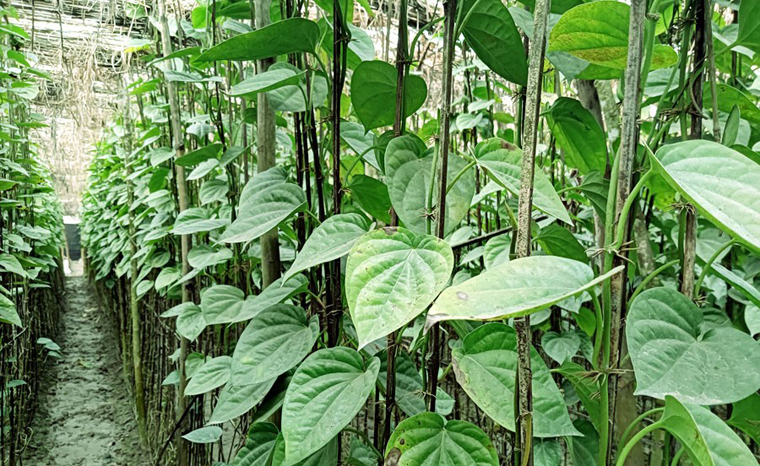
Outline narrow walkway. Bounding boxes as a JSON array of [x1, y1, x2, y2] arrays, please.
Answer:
[[22, 264, 149, 465]]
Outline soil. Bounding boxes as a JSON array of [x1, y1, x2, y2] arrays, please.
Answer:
[[21, 262, 150, 466]]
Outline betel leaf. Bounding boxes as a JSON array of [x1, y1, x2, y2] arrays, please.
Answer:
[[230, 422, 279, 466], [483, 233, 511, 269], [283, 213, 371, 283], [566, 420, 598, 466], [184, 355, 232, 396], [474, 138, 572, 225], [555, 362, 602, 432], [209, 379, 277, 424], [704, 84, 760, 130], [727, 393, 760, 446], [196, 18, 320, 62], [652, 140, 760, 252], [627, 287, 760, 405], [459, 0, 527, 86], [385, 135, 475, 236], [548, 2, 677, 72], [708, 263, 760, 307], [544, 97, 607, 175], [183, 426, 222, 444], [351, 60, 427, 130], [201, 285, 245, 325], [221, 166, 306, 244], [188, 244, 233, 269], [0, 294, 21, 327], [172, 207, 228, 235], [654, 396, 756, 466], [541, 330, 580, 365], [535, 223, 588, 264], [199, 179, 229, 205], [176, 143, 223, 167], [348, 175, 392, 224], [282, 347, 379, 464], [384, 412, 499, 466], [534, 440, 562, 466], [176, 303, 206, 341], [231, 274, 309, 324], [231, 304, 319, 385], [345, 227, 454, 349], [428, 256, 622, 324], [737, 0, 760, 54], [452, 323, 580, 437], [230, 68, 305, 98], [271, 433, 339, 466]]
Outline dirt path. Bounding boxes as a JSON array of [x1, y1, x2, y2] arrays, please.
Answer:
[[22, 267, 149, 466]]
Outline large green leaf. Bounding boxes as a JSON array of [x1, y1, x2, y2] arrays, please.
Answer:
[[544, 97, 607, 175], [652, 140, 760, 252], [384, 412, 499, 466], [283, 213, 371, 282], [173, 207, 228, 235], [0, 294, 21, 327], [282, 347, 379, 464], [627, 287, 760, 404], [345, 227, 454, 349], [655, 396, 756, 466], [347, 175, 392, 224], [474, 139, 571, 224], [209, 379, 276, 424], [459, 0, 527, 86], [351, 61, 427, 130], [201, 285, 245, 325], [452, 323, 580, 437], [230, 422, 279, 466], [548, 2, 677, 72], [221, 167, 306, 244], [231, 304, 319, 385], [197, 18, 320, 62], [385, 135, 475, 236], [428, 256, 622, 324], [185, 355, 232, 396], [176, 303, 206, 341]]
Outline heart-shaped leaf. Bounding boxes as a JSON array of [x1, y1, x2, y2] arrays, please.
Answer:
[[541, 331, 581, 365], [351, 61, 427, 130], [627, 287, 760, 404], [652, 140, 760, 252], [230, 422, 279, 466], [173, 207, 228, 235], [283, 213, 371, 283], [282, 347, 379, 464], [188, 244, 233, 269], [201, 285, 245, 325], [385, 412, 499, 466], [385, 135, 475, 236], [346, 227, 454, 349], [0, 294, 21, 327], [183, 426, 222, 444], [428, 256, 622, 324], [231, 275, 309, 324], [727, 394, 760, 446], [231, 304, 319, 385], [230, 68, 305, 98], [460, 0, 527, 86], [221, 167, 306, 244], [452, 323, 580, 437], [185, 356, 232, 396], [209, 379, 277, 424], [544, 97, 607, 175], [474, 138, 571, 225]]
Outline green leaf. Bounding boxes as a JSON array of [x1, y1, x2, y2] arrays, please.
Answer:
[[351, 61, 427, 131], [183, 426, 222, 444], [267, 64, 328, 112], [534, 439, 562, 466], [283, 213, 371, 282], [188, 245, 234, 269], [221, 167, 306, 244], [652, 140, 760, 252], [230, 422, 279, 466], [346, 227, 454, 349], [452, 323, 580, 437], [555, 362, 602, 432], [176, 303, 206, 341], [0, 294, 21, 327], [185, 356, 232, 396], [544, 97, 607, 175], [737, 0, 760, 54], [209, 379, 277, 424], [722, 105, 741, 147], [548, 2, 677, 72], [230, 68, 305, 98], [385, 135, 475, 236], [0, 254, 27, 277], [271, 433, 338, 466], [282, 347, 379, 464], [704, 84, 760, 130], [627, 287, 760, 404], [231, 275, 309, 324], [483, 233, 511, 269], [199, 179, 229, 205], [428, 256, 622, 324], [708, 263, 760, 307], [201, 285, 245, 325], [541, 330, 580, 365], [173, 207, 229, 235], [460, 0, 527, 86], [176, 143, 223, 167], [579, 171, 609, 219], [385, 412, 499, 466], [727, 394, 760, 446], [566, 420, 598, 466], [656, 396, 756, 466], [745, 304, 760, 336], [347, 175, 392, 224], [155, 266, 181, 290], [475, 138, 571, 225], [197, 18, 320, 62], [231, 304, 319, 385], [535, 223, 588, 263]]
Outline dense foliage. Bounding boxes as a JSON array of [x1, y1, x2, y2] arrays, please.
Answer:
[[79, 0, 760, 465], [0, 8, 67, 465]]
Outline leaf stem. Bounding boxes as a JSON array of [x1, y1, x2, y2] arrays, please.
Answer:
[[615, 421, 662, 466], [618, 407, 664, 447], [628, 259, 679, 306], [693, 239, 737, 297]]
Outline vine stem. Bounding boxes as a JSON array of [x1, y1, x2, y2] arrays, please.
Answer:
[[616, 422, 663, 466], [514, 0, 552, 461], [693, 239, 737, 297], [618, 407, 664, 446], [628, 259, 680, 306]]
